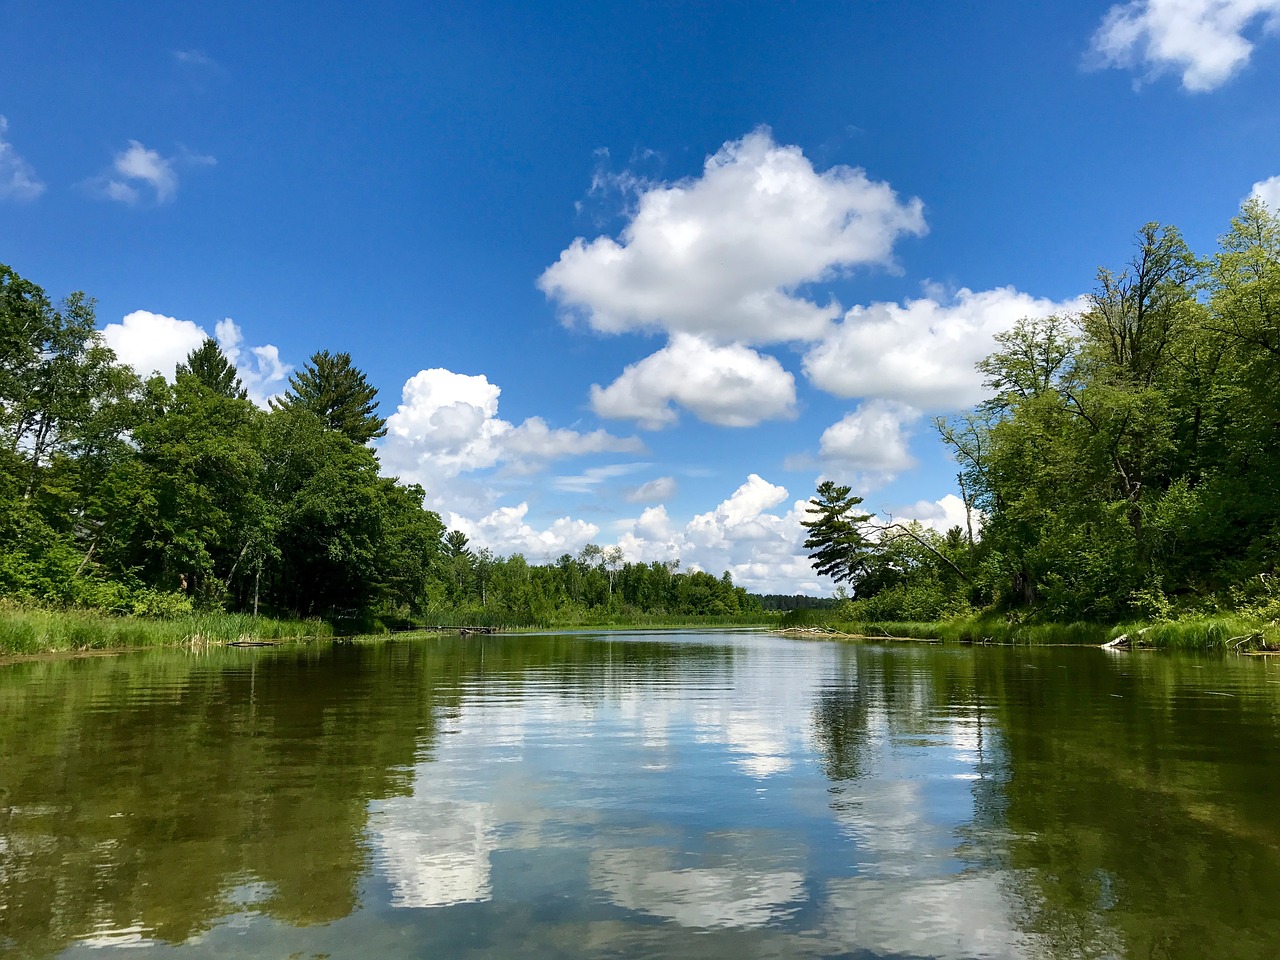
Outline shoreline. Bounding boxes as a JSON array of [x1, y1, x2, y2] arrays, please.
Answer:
[[6, 608, 1278, 661]]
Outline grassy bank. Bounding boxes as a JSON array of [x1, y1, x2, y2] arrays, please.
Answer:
[[0, 607, 330, 656], [0, 606, 776, 656], [779, 610, 1280, 651]]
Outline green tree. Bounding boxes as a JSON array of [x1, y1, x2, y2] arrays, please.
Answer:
[[270, 350, 386, 445], [176, 337, 247, 399], [257, 407, 386, 614], [801, 481, 874, 590]]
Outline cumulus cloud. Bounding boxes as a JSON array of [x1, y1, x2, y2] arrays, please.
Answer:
[[889, 494, 975, 535], [1250, 174, 1280, 210], [0, 116, 45, 201], [590, 334, 797, 429], [99, 310, 290, 406], [89, 140, 215, 204], [450, 502, 600, 560], [803, 286, 1087, 411], [625, 476, 678, 503], [381, 367, 644, 490], [1088, 0, 1280, 91], [604, 474, 834, 594], [440, 472, 976, 595], [539, 127, 926, 344], [100, 310, 207, 379], [819, 400, 919, 475]]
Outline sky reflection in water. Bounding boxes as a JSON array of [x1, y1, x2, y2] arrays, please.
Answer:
[[3, 632, 1280, 959]]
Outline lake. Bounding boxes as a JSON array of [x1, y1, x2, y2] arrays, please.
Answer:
[[2, 630, 1279, 959]]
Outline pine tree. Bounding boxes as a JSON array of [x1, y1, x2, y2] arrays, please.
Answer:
[[270, 350, 386, 445], [176, 338, 247, 399], [801, 480, 874, 587]]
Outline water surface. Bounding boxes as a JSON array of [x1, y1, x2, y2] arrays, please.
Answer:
[[3, 631, 1279, 959]]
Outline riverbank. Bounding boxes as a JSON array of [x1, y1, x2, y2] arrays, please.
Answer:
[[0, 606, 782, 657], [777, 612, 1280, 651], [7, 605, 1276, 659], [0, 607, 330, 657]]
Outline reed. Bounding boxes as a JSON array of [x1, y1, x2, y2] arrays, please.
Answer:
[[0, 607, 330, 655]]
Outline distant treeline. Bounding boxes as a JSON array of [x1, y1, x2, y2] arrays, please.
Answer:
[[0, 264, 764, 627], [753, 594, 838, 611]]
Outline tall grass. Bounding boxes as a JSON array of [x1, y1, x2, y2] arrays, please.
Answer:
[[0, 608, 330, 655], [1108, 617, 1280, 651]]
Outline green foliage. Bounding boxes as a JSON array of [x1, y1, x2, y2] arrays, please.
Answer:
[[270, 349, 387, 444], [176, 337, 247, 399], [922, 205, 1280, 626], [0, 605, 328, 654], [801, 481, 873, 587]]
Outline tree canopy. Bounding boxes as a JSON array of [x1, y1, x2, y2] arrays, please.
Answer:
[[176, 337, 247, 399], [821, 203, 1280, 625], [801, 481, 873, 588], [270, 350, 387, 445], [0, 266, 758, 627]]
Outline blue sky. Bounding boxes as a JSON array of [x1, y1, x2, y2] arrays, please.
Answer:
[[3, 0, 1279, 593]]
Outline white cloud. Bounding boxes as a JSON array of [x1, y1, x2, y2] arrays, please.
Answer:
[[890, 494, 974, 535], [100, 310, 207, 379], [450, 502, 600, 560], [1088, 0, 1280, 91], [381, 367, 644, 491], [539, 127, 926, 344], [90, 140, 215, 204], [590, 334, 796, 429], [1250, 174, 1280, 210], [625, 475, 677, 503], [607, 474, 834, 594], [99, 310, 289, 407], [371, 798, 495, 909], [505, 417, 644, 466], [213, 318, 291, 406], [803, 286, 1086, 411], [109, 141, 177, 203], [553, 463, 646, 494], [0, 116, 45, 201], [819, 400, 919, 475]]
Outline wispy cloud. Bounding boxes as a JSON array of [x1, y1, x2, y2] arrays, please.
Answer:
[[173, 49, 216, 67], [625, 476, 677, 503], [87, 140, 215, 205], [553, 463, 646, 495], [0, 116, 45, 202]]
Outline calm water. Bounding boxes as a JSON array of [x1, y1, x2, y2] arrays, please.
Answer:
[[2, 631, 1280, 959]]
